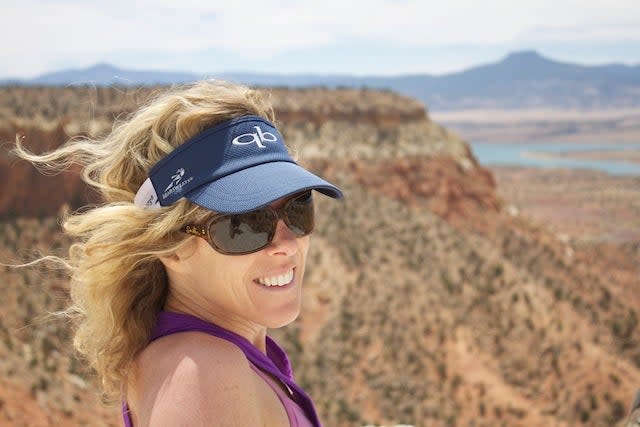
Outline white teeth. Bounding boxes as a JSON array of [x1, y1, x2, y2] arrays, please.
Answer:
[[257, 269, 294, 287]]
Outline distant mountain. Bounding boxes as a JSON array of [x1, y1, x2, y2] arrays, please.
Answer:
[[4, 51, 640, 109], [413, 50, 640, 109], [27, 62, 201, 86]]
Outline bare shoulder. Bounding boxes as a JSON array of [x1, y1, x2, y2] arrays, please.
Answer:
[[130, 332, 263, 427]]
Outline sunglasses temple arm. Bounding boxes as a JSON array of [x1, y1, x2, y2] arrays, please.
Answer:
[[183, 225, 208, 237]]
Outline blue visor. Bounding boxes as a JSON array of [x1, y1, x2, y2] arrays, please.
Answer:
[[133, 115, 343, 213]]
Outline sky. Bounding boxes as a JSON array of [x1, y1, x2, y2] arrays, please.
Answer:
[[2, 0, 640, 79]]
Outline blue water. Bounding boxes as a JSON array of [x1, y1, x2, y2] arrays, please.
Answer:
[[468, 142, 640, 176]]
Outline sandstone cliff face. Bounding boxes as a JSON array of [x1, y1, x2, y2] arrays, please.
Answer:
[[0, 86, 638, 427], [346, 154, 500, 231], [0, 86, 438, 218], [0, 122, 96, 218]]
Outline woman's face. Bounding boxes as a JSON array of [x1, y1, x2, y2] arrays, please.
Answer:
[[163, 196, 310, 338]]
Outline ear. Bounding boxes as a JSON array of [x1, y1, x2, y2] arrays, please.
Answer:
[[158, 238, 198, 273]]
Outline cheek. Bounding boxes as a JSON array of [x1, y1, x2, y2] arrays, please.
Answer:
[[187, 240, 234, 284], [301, 235, 311, 255], [213, 255, 256, 286], [298, 236, 311, 267]]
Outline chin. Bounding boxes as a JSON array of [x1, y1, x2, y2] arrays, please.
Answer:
[[265, 307, 302, 329]]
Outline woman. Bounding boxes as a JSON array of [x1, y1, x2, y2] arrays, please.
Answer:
[[15, 81, 342, 426]]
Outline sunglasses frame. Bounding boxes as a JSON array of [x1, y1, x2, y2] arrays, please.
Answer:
[[182, 191, 314, 255]]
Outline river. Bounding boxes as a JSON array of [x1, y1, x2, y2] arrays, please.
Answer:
[[468, 142, 640, 176]]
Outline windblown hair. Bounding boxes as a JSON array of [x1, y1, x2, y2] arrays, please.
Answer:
[[13, 80, 276, 398]]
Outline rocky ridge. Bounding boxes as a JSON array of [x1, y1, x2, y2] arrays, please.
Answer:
[[0, 86, 638, 426]]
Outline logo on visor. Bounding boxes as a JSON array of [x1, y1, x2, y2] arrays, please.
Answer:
[[232, 126, 278, 149], [164, 168, 185, 192], [161, 168, 194, 201]]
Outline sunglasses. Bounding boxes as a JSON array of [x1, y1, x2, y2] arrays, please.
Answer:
[[182, 191, 314, 255]]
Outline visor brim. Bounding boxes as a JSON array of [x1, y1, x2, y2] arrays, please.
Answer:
[[184, 161, 343, 214]]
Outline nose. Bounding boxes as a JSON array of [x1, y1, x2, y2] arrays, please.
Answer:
[[266, 219, 299, 256]]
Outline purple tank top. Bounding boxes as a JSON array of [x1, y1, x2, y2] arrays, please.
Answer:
[[121, 311, 321, 427]]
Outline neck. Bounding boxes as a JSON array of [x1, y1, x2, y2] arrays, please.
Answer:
[[164, 295, 268, 353]]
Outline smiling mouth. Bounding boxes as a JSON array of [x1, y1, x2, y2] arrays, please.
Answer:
[[255, 268, 295, 287]]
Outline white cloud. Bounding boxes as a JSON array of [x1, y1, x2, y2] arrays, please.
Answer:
[[518, 22, 640, 43]]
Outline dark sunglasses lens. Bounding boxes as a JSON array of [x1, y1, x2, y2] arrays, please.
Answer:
[[209, 210, 275, 254], [284, 192, 314, 236]]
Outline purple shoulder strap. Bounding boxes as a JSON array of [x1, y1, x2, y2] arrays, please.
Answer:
[[145, 311, 322, 427]]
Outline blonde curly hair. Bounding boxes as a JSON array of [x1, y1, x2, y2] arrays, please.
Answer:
[[13, 80, 276, 398]]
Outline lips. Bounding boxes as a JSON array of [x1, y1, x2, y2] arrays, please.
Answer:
[[255, 268, 295, 287]]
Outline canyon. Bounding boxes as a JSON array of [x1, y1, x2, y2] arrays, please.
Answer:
[[0, 86, 638, 426]]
